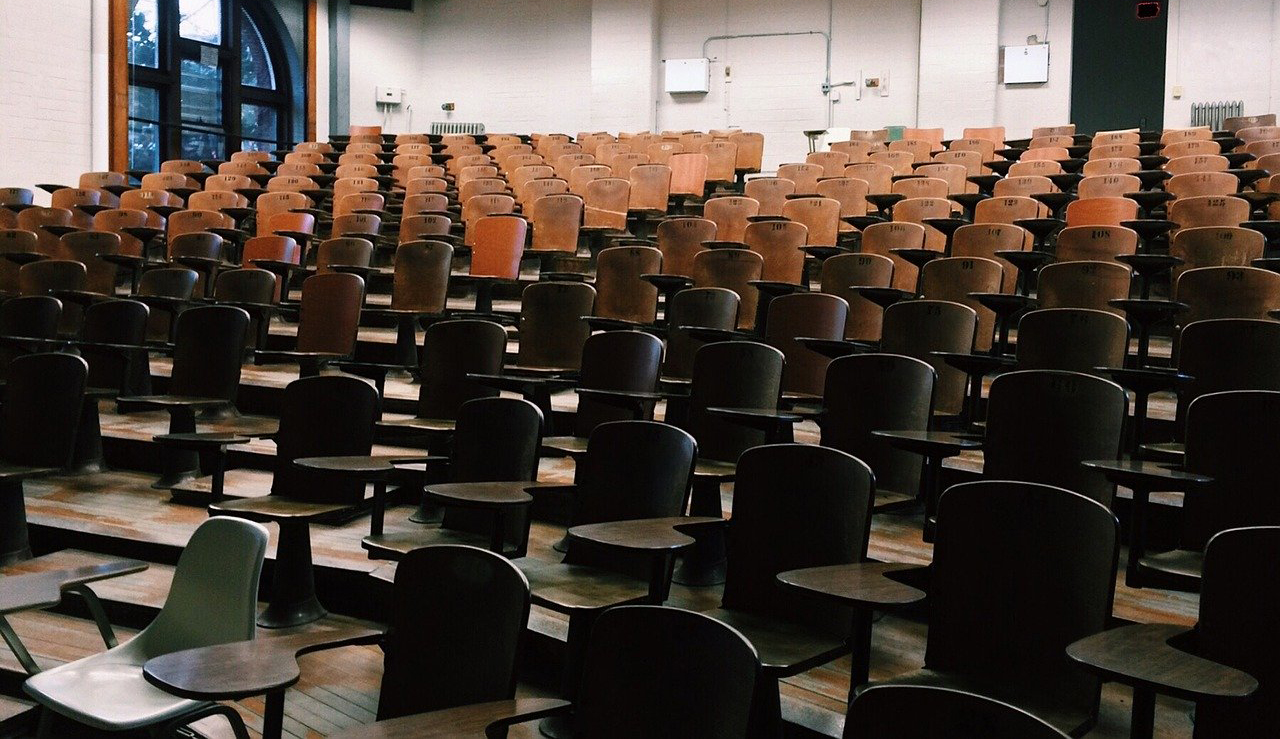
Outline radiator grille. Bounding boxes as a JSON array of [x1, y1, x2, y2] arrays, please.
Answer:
[[1190, 101, 1244, 129], [430, 121, 486, 135]]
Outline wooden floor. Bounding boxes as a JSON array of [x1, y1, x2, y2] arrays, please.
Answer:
[[0, 315, 1199, 738]]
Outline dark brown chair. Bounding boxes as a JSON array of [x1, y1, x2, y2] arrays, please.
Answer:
[[361, 240, 452, 367], [78, 299, 152, 396], [662, 287, 740, 379], [209, 374, 379, 628], [593, 246, 661, 324], [363, 397, 543, 560], [57, 230, 120, 296], [820, 252, 895, 341], [0, 353, 88, 565], [700, 444, 874, 736], [335, 605, 758, 739], [377, 319, 507, 437], [256, 272, 364, 377], [1036, 260, 1132, 315], [375, 545, 531, 721], [167, 232, 225, 298], [846, 685, 1070, 739], [857, 480, 1118, 736], [919, 257, 1003, 352], [881, 300, 977, 418], [691, 248, 763, 330], [212, 268, 277, 350], [513, 281, 595, 372], [1130, 391, 1280, 591], [1015, 308, 1129, 373], [136, 267, 199, 343], [765, 291, 848, 398], [0, 296, 61, 381], [516, 421, 698, 734], [1068, 526, 1277, 738]]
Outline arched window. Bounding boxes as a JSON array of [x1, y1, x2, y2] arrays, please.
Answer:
[[126, 0, 296, 170]]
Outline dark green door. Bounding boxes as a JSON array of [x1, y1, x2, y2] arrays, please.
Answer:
[[1070, 0, 1168, 134]]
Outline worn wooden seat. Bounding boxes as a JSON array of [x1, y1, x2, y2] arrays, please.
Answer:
[[256, 272, 363, 377]]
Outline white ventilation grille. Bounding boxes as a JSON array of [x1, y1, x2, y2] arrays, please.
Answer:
[[1190, 101, 1244, 129], [430, 121, 486, 135]]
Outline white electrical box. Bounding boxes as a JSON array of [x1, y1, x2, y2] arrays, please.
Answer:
[[1000, 44, 1050, 85], [664, 58, 711, 94], [375, 86, 403, 105]]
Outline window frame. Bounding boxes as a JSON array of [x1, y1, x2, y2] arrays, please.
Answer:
[[125, 0, 294, 167]]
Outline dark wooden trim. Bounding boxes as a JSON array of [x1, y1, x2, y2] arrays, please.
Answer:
[[108, 0, 130, 171], [306, 0, 318, 142]]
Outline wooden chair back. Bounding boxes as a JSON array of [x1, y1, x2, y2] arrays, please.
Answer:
[[765, 292, 849, 396], [862, 221, 927, 292], [985, 371, 1127, 505], [1053, 225, 1138, 263], [1064, 197, 1139, 227], [0, 353, 87, 476], [16, 206, 72, 256], [583, 177, 630, 230], [1176, 266, 1280, 324], [894, 197, 954, 252], [470, 215, 526, 279], [1168, 195, 1250, 231], [721, 444, 873, 633], [820, 253, 894, 340], [390, 240, 451, 313], [416, 319, 506, 421], [578, 606, 759, 738], [168, 305, 248, 403], [920, 257, 1004, 351], [745, 218, 808, 283], [1037, 260, 1132, 315], [628, 164, 672, 212], [782, 196, 840, 247], [1170, 226, 1264, 283], [776, 163, 823, 194], [806, 151, 851, 177], [295, 272, 363, 355], [573, 331, 664, 435], [703, 197, 759, 242], [892, 177, 949, 200], [728, 131, 765, 172], [744, 177, 796, 215], [692, 249, 763, 329], [528, 193, 582, 254], [845, 162, 894, 194], [1164, 154, 1229, 175], [1015, 308, 1129, 373], [1081, 157, 1141, 176], [951, 224, 1029, 293], [377, 545, 530, 721], [846, 685, 1071, 739], [594, 245, 661, 323], [881, 300, 977, 415], [992, 175, 1055, 197], [271, 375, 378, 504], [58, 230, 120, 294], [1176, 319, 1280, 430], [687, 341, 783, 462], [517, 281, 595, 370], [1076, 174, 1141, 199], [663, 288, 740, 378], [656, 217, 715, 277]]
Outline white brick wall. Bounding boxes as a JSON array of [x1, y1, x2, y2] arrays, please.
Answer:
[[589, 0, 658, 133], [1164, 0, 1280, 128], [0, 0, 95, 199], [918, 0, 1000, 139], [994, 0, 1073, 139]]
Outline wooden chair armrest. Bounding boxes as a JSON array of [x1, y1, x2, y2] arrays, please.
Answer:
[[1080, 458, 1212, 490], [777, 562, 928, 609], [566, 516, 724, 554], [1067, 623, 1258, 702], [0, 559, 148, 616], [871, 429, 984, 457], [704, 406, 804, 432]]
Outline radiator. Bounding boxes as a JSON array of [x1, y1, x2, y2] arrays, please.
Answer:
[[430, 121, 486, 135], [1190, 101, 1244, 129]]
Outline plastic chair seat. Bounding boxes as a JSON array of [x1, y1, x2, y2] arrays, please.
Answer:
[[24, 653, 214, 731], [699, 607, 846, 674], [870, 669, 1091, 736], [517, 558, 650, 613]]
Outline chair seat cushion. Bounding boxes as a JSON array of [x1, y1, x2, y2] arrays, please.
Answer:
[[24, 652, 209, 731], [868, 669, 1093, 736], [516, 558, 649, 613], [699, 607, 847, 675]]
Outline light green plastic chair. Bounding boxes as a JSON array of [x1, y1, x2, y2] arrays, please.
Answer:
[[24, 516, 268, 737]]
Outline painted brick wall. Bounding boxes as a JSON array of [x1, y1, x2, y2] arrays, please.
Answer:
[[0, 0, 95, 198], [918, 0, 1000, 139], [1164, 0, 1280, 128]]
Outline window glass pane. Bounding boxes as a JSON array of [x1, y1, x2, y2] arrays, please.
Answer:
[[241, 139, 277, 154], [129, 85, 160, 121], [180, 57, 222, 125], [127, 0, 159, 68], [129, 120, 162, 172], [181, 129, 225, 161], [240, 9, 276, 89], [178, 0, 222, 45], [241, 104, 278, 143]]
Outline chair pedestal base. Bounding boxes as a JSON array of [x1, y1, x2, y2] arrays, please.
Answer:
[[539, 714, 576, 738], [257, 519, 327, 629], [671, 477, 726, 587], [154, 406, 200, 490], [68, 396, 106, 474], [0, 481, 31, 567]]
